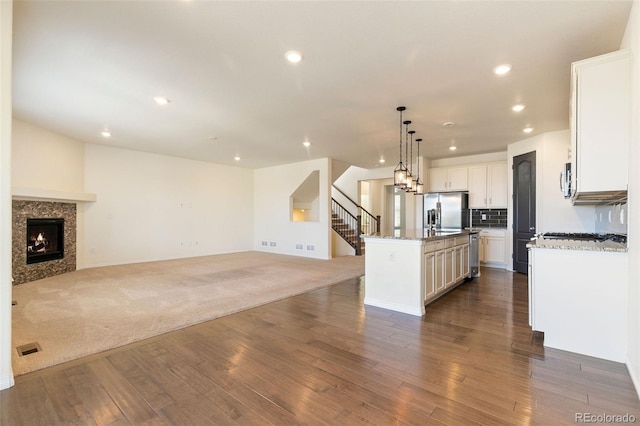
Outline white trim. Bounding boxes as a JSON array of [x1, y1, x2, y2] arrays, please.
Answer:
[[364, 297, 425, 317], [0, 373, 14, 390], [12, 186, 96, 203], [363, 237, 424, 246], [628, 356, 640, 401]]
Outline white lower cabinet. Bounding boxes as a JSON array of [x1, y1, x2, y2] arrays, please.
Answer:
[[424, 251, 436, 301], [424, 236, 471, 304], [435, 249, 446, 293], [529, 246, 626, 362], [444, 247, 455, 288], [479, 229, 507, 268]]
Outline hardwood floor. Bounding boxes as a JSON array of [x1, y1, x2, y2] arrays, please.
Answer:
[[2, 268, 639, 425]]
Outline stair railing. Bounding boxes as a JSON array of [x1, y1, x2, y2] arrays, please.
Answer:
[[331, 185, 380, 236], [331, 198, 361, 254]]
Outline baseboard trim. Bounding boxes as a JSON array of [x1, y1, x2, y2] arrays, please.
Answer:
[[0, 373, 15, 390], [364, 297, 425, 317], [626, 356, 640, 401]]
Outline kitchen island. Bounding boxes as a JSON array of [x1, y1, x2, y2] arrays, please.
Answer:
[[363, 229, 477, 316], [528, 236, 627, 362]]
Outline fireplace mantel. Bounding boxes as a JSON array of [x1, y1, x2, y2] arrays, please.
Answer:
[[12, 186, 96, 203]]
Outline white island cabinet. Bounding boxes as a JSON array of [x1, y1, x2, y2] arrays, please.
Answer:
[[364, 230, 474, 316], [528, 238, 627, 362]]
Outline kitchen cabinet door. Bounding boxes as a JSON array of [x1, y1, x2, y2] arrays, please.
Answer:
[[428, 167, 468, 192], [462, 244, 470, 278], [435, 250, 446, 293], [571, 50, 629, 198], [484, 236, 506, 264], [454, 245, 464, 282], [424, 251, 436, 302], [448, 167, 468, 191], [444, 248, 456, 288], [487, 163, 508, 207], [468, 166, 487, 208], [429, 168, 449, 192], [468, 163, 507, 208]]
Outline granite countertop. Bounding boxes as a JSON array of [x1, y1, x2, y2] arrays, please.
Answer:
[[364, 228, 477, 241], [527, 237, 627, 252]]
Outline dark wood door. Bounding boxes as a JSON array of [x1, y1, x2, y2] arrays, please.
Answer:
[[513, 151, 536, 274]]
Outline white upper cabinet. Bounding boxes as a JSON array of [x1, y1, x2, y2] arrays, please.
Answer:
[[428, 167, 468, 192], [571, 50, 630, 202], [468, 162, 507, 208]]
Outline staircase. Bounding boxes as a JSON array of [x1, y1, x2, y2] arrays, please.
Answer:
[[331, 186, 380, 256], [331, 212, 366, 255]]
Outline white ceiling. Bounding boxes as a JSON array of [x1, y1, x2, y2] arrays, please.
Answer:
[[12, 1, 632, 170]]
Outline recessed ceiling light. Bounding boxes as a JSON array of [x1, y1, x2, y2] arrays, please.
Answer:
[[512, 104, 526, 112], [493, 64, 513, 75], [379, 158, 385, 164], [303, 141, 311, 147], [101, 130, 111, 138], [442, 121, 455, 128], [234, 156, 240, 161], [449, 146, 457, 151], [285, 50, 303, 63], [153, 96, 170, 105], [523, 127, 534, 133]]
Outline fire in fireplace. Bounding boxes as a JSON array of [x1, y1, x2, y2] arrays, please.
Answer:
[[26, 218, 64, 264]]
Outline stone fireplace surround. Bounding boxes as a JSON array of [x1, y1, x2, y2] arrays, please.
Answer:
[[12, 200, 77, 285]]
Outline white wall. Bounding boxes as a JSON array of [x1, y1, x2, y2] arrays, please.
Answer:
[[12, 119, 85, 192], [621, 0, 640, 399], [254, 158, 331, 259], [11, 119, 90, 266], [507, 130, 596, 270], [430, 151, 508, 168], [0, 0, 14, 391], [83, 144, 254, 268], [334, 164, 425, 234], [334, 164, 395, 202]]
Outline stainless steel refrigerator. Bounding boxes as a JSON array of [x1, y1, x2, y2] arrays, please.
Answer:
[[424, 191, 470, 230]]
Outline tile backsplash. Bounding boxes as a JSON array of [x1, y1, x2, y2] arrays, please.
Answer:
[[595, 203, 627, 235], [471, 208, 507, 228]]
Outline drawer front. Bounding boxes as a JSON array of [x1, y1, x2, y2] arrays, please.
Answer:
[[455, 236, 469, 246], [426, 240, 446, 252]]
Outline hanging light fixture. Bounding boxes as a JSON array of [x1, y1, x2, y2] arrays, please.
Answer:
[[414, 138, 424, 195], [393, 106, 408, 188], [406, 130, 416, 193], [403, 119, 412, 189]]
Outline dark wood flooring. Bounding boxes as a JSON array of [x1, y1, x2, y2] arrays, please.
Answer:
[[2, 268, 639, 425]]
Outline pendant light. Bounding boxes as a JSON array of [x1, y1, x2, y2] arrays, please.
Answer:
[[403, 119, 412, 189], [406, 130, 416, 193], [393, 106, 408, 188], [414, 138, 424, 195]]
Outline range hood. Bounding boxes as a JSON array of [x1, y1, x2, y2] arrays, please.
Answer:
[[572, 190, 627, 205]]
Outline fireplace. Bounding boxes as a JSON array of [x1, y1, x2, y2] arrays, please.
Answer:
[[26, 218, 65, 264]]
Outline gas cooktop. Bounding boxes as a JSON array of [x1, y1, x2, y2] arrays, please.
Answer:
[[540, 232, 627, 244]]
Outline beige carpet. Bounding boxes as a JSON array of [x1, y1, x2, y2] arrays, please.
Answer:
[[11, 251, 364, 376]]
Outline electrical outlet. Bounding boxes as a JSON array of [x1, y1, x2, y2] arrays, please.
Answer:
[[482, 214, 487, 220]]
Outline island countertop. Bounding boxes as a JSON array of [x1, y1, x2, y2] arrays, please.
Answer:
[[364, 228, 477, 242]]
